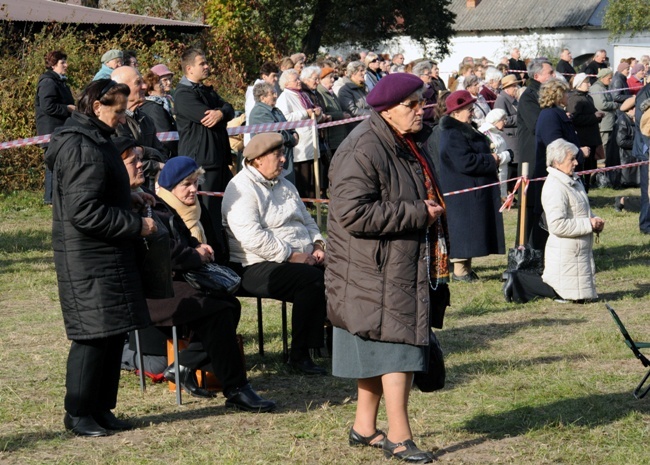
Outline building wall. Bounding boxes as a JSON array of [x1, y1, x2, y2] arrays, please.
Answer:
[[389, 29, 650, 82]]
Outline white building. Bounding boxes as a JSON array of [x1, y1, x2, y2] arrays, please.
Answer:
[[388, 0, 650, 82]]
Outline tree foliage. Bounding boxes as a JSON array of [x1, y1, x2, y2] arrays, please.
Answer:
[[603, 0, 650, 39], [258, 0, 456, 58]]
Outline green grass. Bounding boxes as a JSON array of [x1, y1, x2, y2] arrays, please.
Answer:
[[1, 189, 649, 464]]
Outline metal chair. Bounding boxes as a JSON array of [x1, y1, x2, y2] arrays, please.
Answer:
[[606, 304, 650, 399]]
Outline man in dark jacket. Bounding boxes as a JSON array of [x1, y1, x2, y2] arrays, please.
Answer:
[[516, 60, 554, 245], [111, 66, 170, 190], [508, 48, 528, 81], [35, 50, 75, 204], [633, 83, 650, 233], [174, 48, 234, 235], [583, 50, 608, 84], [611, 62, 632, 103], [556, 48, 576, 80]]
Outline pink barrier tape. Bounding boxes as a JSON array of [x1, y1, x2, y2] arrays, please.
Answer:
[[0, 134, 50, 150]]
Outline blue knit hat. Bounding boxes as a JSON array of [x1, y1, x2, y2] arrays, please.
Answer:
[[366, 73, 424, 112], [158, 156, 199, 189]]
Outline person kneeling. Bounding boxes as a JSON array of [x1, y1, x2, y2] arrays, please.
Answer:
[[503, 139, 604, 304]]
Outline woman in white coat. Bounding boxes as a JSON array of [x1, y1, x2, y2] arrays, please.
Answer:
[[503, 139, 605, 303], [275, 68, 324, 199]]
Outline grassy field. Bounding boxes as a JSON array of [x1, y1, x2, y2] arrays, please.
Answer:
[[1, 188, 649, 464]]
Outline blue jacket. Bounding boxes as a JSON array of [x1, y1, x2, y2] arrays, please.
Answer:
[[93, 64, 114, 81]]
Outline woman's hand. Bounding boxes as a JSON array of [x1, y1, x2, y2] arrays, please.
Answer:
[[131, 192, 156, 212], [289, 252, 317, 266], [424, 200, 445, 226], [581, 146, 591, 158], [140, 217, 157, 237], [590, 217, 605, 233], [196, 243, 215, 263], [312, 248, 325, 265]]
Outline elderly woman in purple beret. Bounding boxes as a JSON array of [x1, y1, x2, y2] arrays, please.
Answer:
[[327, 73, 450, 463]]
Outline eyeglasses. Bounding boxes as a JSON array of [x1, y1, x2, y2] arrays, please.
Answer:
[[369, 59, 378, 63], [399, 99, 426, 110]]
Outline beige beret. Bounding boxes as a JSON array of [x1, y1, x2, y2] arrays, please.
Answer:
[[244, 133, 284, 160]]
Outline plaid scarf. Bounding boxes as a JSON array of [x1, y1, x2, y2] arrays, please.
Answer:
[[394, 130, 450, 287]]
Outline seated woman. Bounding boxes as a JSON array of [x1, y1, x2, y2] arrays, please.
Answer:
[[503, 139, 605, 304], [222, 133, 327, 375], [124, 150, 276, 412]]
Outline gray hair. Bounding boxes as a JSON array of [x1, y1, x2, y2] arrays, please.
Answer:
[[464, 74, 480, 88], [484, 66, 503, 84], [300, 65, 321, 81], [529, 59, 553, 80], [278, 69, 299, 90], [346, 61, 365, 77], [412, 61, 432, 76], [546, 139, 579, 167], [252, 82, 275, 102]]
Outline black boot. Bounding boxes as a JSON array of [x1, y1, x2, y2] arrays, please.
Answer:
[[224, 383, 276, 412], [93, 410, 133, 431], [64, 413, 108, 437], [163, 364, 216, 399]]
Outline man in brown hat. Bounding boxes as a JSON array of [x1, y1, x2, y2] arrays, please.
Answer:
[[494, 74, 520, 187]]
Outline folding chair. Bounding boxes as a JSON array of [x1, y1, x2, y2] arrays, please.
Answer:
[[605, 304, 650, 399]]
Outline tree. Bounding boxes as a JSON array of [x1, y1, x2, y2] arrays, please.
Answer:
[[603, 0, 650, 39], [259, 0, 456, 59]]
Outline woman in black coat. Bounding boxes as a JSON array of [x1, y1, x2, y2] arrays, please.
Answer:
[[439, 90, 505, 282], [35, 50, 75, 204], [45, 79, 157, 437], [530, 78, 583, 251], [141, 70, 178, 157], [149, 156, 276, 413], [567, 73, 604, 192]]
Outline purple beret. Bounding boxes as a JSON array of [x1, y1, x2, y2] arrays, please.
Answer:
[[366, 73, 425, 112], [617, 62, 630, 73]]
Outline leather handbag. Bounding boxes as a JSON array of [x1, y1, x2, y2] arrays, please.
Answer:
[[136, 209, 174, 299], [414, 330, 446, 392], [183, 262, 241, 295]]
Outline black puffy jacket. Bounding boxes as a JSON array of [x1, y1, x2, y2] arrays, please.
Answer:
[[45, 112, 150, 340], [35, 70, 75, 137]]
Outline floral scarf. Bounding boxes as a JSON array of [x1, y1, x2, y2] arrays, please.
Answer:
[[393, 129, 450, 288]]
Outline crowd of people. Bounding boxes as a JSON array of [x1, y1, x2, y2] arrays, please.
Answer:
[[36, 43, 650, 463]]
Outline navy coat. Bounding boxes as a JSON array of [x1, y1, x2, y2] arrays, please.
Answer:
[[439, 116, 505, 259]]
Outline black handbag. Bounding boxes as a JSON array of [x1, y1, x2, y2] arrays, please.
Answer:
[[414, 330, 446, 392], [135, 210, 174, 299], [506, 244, 543, 275], [183, 262, 241, 295]]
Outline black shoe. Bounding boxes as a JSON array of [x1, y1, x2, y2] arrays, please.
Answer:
[[63, 413, 108, 437], [452, 270, 480, 283], [92, 410, 133, 431], [503, 273, 514, 303], [225, 384, 276, 413], [349, 427, 386, 448], [288, 356, 327, 375], [163, 364, 216, 399], [383, 438, 434, 463]]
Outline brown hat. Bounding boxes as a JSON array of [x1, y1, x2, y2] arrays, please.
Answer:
[[501, 74, 520, 89], [320, 67, 335, 79], [617, 62, 630, 73], [243, 133, 284, 160]]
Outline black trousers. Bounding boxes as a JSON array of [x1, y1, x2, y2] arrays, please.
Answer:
[[241, 261, 326, 356], [65, 334, 125, 416], [510, 270, 558, 304]]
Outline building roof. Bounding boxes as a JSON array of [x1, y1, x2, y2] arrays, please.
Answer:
[[450, 0, 607, 32], [0, 0, 207, 30]]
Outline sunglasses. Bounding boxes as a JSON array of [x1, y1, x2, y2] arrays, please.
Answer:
[[399, 98, 426, 110]]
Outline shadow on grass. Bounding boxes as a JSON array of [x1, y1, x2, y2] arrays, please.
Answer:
[[459, 391, 650, 438], [594, 244, 650, 272], [0, 431, 64, 453], [0, 229, 51, 254], [598, 283, 650, 301], [441, 318, 586, 355]]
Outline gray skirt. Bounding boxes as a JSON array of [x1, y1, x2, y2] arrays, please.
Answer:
[[332, 327, 427, 379]]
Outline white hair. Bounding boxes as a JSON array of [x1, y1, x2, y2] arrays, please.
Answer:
[[300, 65, 321, 81], [546, 139, 578, 167], [484, 67, 503, 84], [278, 69, 299, 90]]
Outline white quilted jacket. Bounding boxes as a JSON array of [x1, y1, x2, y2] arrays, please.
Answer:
[[222, 164, 323, 266], [541, 167, 597, 300], [276, 89, 315, 163]]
